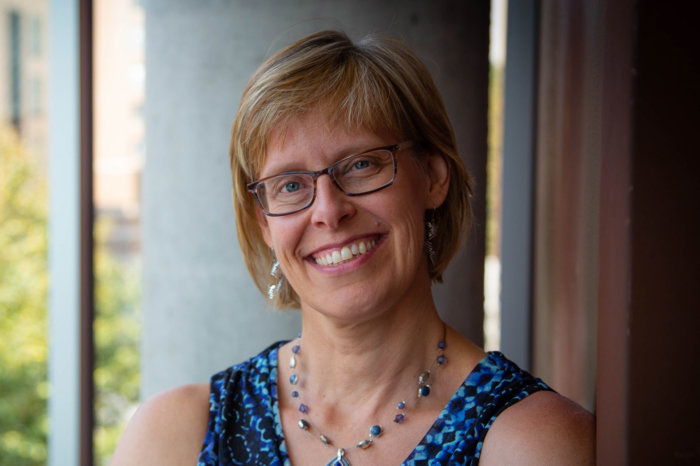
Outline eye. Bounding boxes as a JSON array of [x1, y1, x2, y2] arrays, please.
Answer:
[[268, 174, 311, 196], [352, 159, 371, 170], [282, 181, 301, 193], [342, 156, 379, 175], [335, 150, 391, 179]]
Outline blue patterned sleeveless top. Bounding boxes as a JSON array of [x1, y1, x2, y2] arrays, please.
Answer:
[[197, 342, 551, 465]]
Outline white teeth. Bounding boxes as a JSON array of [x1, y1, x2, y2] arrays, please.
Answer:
[[313, 238, 378, 266]]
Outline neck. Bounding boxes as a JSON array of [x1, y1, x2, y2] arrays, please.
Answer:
[[294, 288, 445, 421]]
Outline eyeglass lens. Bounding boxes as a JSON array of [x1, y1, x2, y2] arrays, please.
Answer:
[[256, 149, 395, 215]]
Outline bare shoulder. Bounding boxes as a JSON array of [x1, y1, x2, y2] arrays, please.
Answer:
[[479, 390, 595, 466], [110, 382, 210, 466]]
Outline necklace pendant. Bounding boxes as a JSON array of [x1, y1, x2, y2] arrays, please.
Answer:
[[325, 448, 350, 466]]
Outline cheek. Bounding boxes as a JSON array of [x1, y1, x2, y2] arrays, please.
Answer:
[[256, 210, 273, 248], [381, 195, 425, 259], [392, 182, 430, 262], [265, 217, 309, 271], [404, 209, 426, 259], [267, 220, 300, 250]]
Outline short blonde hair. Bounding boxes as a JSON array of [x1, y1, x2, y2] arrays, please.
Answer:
[[231, 30, 473, 309]]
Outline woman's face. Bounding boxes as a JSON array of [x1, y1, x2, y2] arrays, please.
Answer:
[[257, 111, 449, 323]]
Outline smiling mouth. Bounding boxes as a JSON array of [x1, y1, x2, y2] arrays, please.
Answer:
[[312, 237, 379, 266]]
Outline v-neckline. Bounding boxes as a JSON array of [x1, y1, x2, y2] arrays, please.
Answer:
[[268, 342, 494, 465]]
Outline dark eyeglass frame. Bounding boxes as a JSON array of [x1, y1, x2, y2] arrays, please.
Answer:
[[247, 142, 409, 217]]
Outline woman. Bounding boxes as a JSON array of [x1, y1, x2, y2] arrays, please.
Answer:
[[112, 30, 594, 465]]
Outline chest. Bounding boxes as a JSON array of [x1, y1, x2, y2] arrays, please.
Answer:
[[279, 403, 444, 466]]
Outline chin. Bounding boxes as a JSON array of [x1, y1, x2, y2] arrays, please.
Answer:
[[304, 284, 397, 323]]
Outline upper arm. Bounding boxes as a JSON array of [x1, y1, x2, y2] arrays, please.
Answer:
[[479, 391, 595, 466], [110, 382, 210, 466]]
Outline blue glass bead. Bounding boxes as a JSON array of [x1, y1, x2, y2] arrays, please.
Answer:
[[418, 385, 431, 397], [438, 341, 446, 349], [329, 448, 350, 466], [327, 460, 350, 466], [394, 413, 405, 423], [437, 354, 447, 365], [370, 425, 382, 437], [291, 390, 299, 398], [397, 401, 406, 410], [290, 373, 298, 385], [299, 403, 309, 413], [292, 344, 301, 354]]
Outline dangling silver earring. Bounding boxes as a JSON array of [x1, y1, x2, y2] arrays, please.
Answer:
[[269, 254, 283, 300], [425, 210, 438, 265]]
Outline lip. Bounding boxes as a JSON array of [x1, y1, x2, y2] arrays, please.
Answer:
[[306, 233, 385, 271]]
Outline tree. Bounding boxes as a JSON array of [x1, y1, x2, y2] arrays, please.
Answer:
[[0, 124, 141, 465], [93, 217, 140, 465], [0, 125, 48, 465]]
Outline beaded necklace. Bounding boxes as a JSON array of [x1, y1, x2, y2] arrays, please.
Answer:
[[287, 325, 447, 466]]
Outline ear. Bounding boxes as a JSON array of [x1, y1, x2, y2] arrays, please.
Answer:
[[424, 153, 450, 209], [256, 207, 274, 248]]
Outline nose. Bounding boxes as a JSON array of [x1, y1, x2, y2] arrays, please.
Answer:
[[310, 174, 355, 229]]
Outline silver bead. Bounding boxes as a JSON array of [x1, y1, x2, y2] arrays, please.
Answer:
[[298, 419, 309, 430], [357, 439, 373, 449], [418, 370, 431, 385], [289, 354, 296, 369], [319, 434, 331, 445]]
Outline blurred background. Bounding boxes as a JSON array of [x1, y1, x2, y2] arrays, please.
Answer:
[[1, 1, 697, 465], [1, 0, 142, 463]]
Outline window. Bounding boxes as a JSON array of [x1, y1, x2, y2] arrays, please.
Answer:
[[30, 16, 41, 57], [0, 3, 50, 465], [93, 0, 145, 463], [484, 0, 507, 351]]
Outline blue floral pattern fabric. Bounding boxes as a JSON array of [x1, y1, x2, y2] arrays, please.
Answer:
[[197, 342, 551, 465]]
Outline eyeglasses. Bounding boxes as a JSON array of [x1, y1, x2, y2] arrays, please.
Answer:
[[248, 142, 408, 216]]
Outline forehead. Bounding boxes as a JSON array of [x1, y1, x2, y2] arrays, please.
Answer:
[[260, 111, 393, 176]]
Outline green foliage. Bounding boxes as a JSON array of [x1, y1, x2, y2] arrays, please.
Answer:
[[93, 218, 140, 465], [486, 63, 504, 258], [0, 124, 141, 466], [0, 126, 48, 465]]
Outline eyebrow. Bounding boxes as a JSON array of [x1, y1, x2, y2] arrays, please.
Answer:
[[259, 142, 385, 178]]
